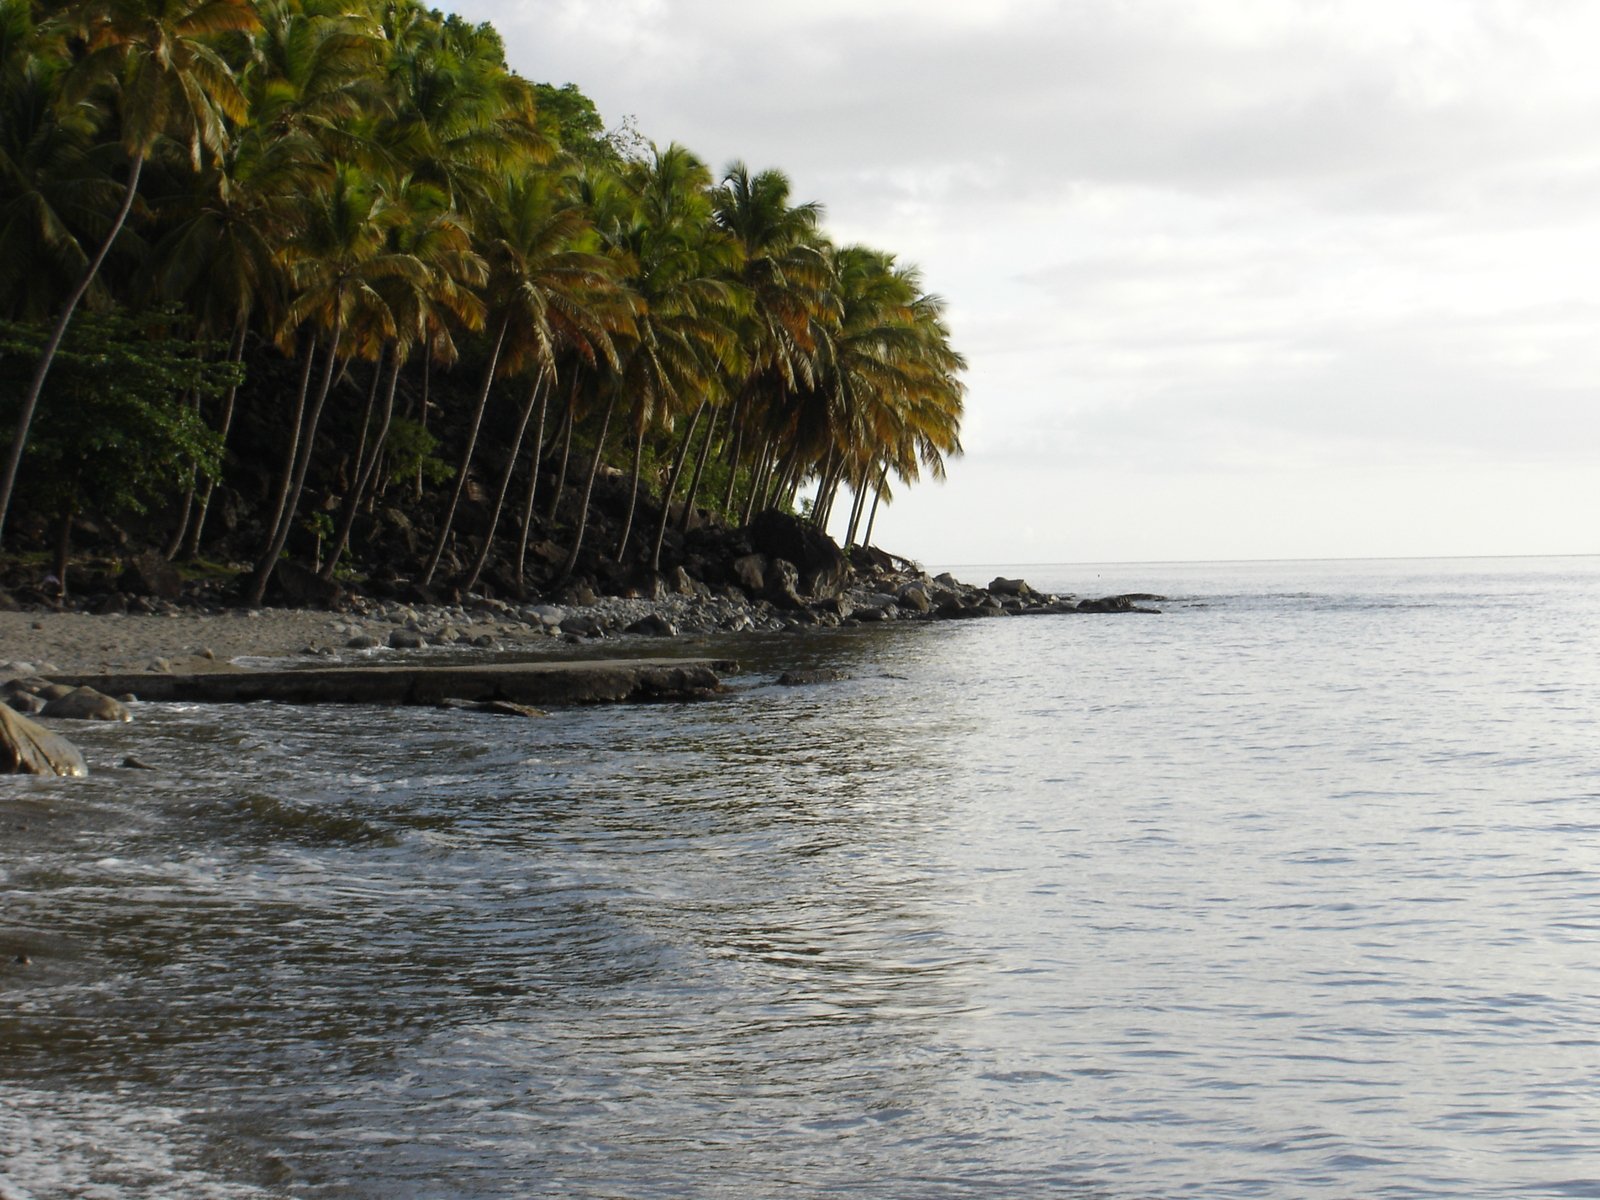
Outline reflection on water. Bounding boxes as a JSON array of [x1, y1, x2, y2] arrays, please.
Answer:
[[4, 558, 1600, 1198]]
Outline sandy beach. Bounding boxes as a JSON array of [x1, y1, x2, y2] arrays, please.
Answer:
[[0, 606, 555, 676]]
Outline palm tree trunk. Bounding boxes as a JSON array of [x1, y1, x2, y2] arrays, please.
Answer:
[[861, 464, 889, 548], [247, 321, 343, 605], [320, 349, 401, 581], [422, 314, 511, 586], [514, 371, 559, 593], [265, 334, 318, 541], [546, 397, 575, 522], [845, 475, 869, 547], [741, 434, 774, 525], [614, 419, 647, 561], [559, 390, 617, 582], [650, 400, 705, 571], [413, 352, 431, 498], [182, 322, 248, 559], [677, 403, 720, 533], [162, 390, 200, 558], [463, 367, 548, 593], [0, 154, 144, 547], [720, 421, 745, 516]]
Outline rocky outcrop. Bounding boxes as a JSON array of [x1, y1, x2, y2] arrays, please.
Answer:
[[747, 509, 850, 598], [0, 701, 88, 777]]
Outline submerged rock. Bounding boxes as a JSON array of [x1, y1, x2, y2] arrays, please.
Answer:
[[0, 701, 88, 777], [776, 668, 847, 686]]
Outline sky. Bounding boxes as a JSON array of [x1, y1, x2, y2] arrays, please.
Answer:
[[447, 0, 1600, 566]]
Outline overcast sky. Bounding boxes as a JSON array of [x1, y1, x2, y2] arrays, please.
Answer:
[[448, 0, 1600, 566]]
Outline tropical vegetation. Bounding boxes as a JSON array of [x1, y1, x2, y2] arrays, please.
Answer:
[[0, 0, 965, 602]]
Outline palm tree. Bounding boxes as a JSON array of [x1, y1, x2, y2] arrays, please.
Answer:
[[0, 0, 260, 546], [421, 167, 627, 587], [317, 178, 485, 580], [0, 0, 121, 323], [707, 163, 829, 526], [245, 161, 423, 604], [566, 143, 738, 575]]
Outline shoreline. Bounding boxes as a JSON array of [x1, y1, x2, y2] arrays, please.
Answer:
[[0, 569, 1161, 680]]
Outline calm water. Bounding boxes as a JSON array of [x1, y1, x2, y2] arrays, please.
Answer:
[[3, 556, 1600, 1199]]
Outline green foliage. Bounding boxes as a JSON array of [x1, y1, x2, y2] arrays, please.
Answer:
[[0, 310, 235, 520], [383, 416, 453, 488]]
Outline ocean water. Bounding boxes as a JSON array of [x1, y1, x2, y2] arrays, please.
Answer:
[[3, 555, 1599, 1199]]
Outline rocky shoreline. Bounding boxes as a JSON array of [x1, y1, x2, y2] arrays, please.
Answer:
[[0, 522, 1163, 776]]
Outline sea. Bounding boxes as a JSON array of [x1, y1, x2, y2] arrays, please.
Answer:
[[3, 555, 1599, 1199]]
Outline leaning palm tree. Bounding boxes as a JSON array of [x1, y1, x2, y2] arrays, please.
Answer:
[[245, 161, 424, 604], [0, 0, 260, 545], [318, 178, 486, 581], [420, 167, 628, 588]]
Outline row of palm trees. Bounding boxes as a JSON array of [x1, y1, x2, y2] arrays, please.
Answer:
[[0, 0, 965, 601]]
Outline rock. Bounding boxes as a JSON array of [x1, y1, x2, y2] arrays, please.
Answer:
[[625, 614, 678, 638], [670, 566, 697, 596], [0, 702, 88, 777], [42, 686, 132, 722], [1076, 594, 1162, 614], [746, 509, 850, 598], [850, 604, 891, 622], [264, 559, 345, 609], [473, 700, 548, 718], [559, 615, 601, 637], [766, 559, 805, 609], [988, 576, 1034, 598], [387, 630, 426, 649], [732, 553, 767, 594], [776, 668, 847, 686], [438, 698, 548, 718], [2, 690, 45, 715], [525, 605, 565, 627], [122, 756, 155, 770], [897, 584, 932, 613], [563, 582, 598, 607], [346, 634, 381, 649], [471, 634, 496, 648], [34, 683, 75, 702], [119, 552, 183, 601]]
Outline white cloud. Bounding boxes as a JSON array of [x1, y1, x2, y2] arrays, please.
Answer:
[[450, 0, 1600, 561]]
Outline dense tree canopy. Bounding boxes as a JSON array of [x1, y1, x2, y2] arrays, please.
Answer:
[[0, 0, 965, 599]]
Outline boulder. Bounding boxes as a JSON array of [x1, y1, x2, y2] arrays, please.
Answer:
[[2, 689, 45, 715], [119, 552, 183, 601], [265, 559, 345, 609], [765, 559, 805, 609], [670, 566, 697, 596], [746, 509, 849, 598], [387, 629, 426, 649], [346, 634, 381, 649], [42, 686, 131, 722], [625, 613, 679, 638], [897, 584, 932, 613], [732, 554, 767, 594], [0, 702, 88, 777], [525, 604, 565, 628], [988, 576, 1034, 598]]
